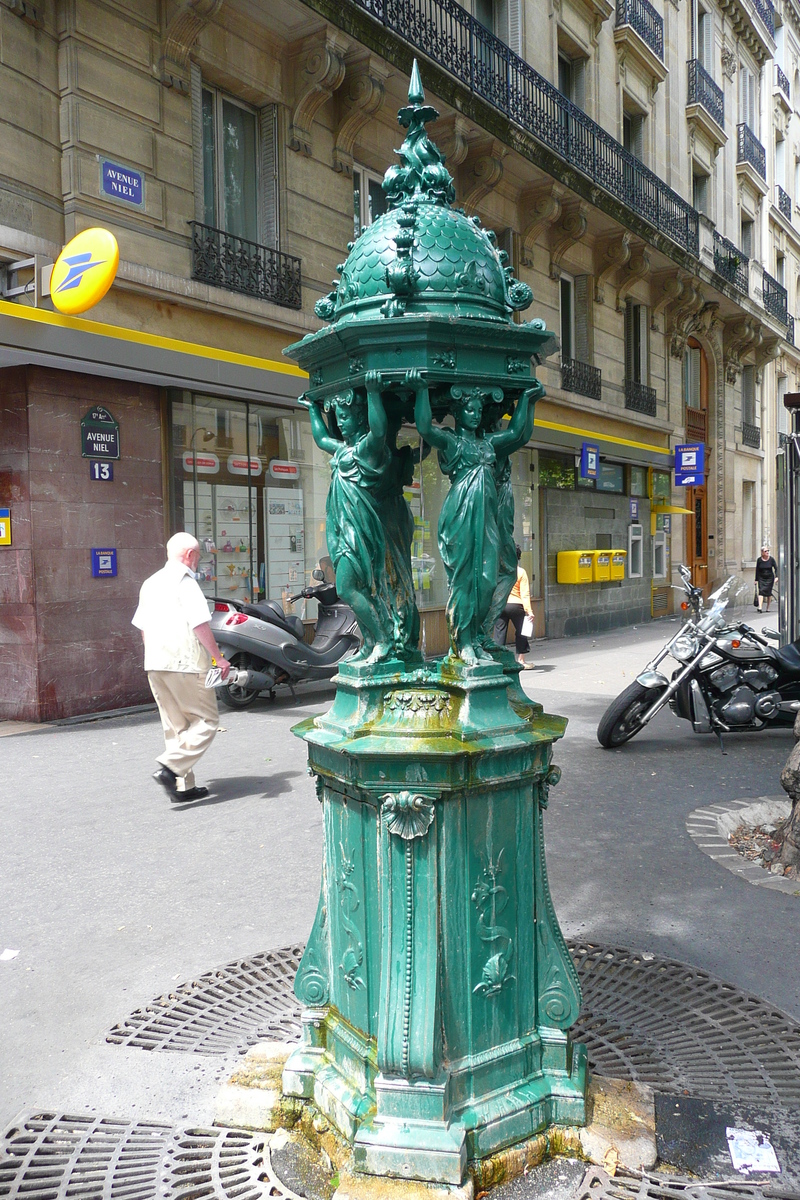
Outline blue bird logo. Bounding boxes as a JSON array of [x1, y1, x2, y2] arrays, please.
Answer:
[[55, 252, 107, 293]]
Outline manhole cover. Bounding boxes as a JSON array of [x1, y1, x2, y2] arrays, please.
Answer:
[[0, 1118, 311, 1200], [107, 944, 303, 1054], [107, 941, 800, 1106]]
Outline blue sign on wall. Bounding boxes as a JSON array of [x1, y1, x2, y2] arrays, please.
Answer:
[[100, 160, 144, 207], [580, 442, 599, 479], [92, 548, 117, 578], [675, 443, 705, 486]]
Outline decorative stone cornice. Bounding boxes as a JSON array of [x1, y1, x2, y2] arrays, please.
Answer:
[[519, 182, 565, 268], [615, 243, 651, 310], [717, 0, 774, 66], [724, 315, 763, 382], [161, 0, 224, 89], [549, 204, 589, 279], [668, 283, 718, 359], [290, 29, 350, 157], [721, 40, 738, 80], [594, 232, 631, 303], [333, 55, 391, 176], [430, 115, 471, 169], [460, 141, 507, 214]]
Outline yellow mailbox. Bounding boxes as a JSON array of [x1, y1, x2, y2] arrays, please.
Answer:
[[610, 549, 627, 580], [557, 551, 593, 584], [590, 550, 611, 582]]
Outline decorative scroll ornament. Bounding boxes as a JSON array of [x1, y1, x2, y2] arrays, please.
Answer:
[[472, 849, 515, 997], [338, 842, 365, 990], [384, 690, 449, 714], [381, 791, 435, 840]]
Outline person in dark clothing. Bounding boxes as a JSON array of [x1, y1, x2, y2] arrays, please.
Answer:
[[755, 546, 778, 612]]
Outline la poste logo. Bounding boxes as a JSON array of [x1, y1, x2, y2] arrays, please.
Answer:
[[50, 228, 120, 315]]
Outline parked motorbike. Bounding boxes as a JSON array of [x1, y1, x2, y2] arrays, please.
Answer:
[[209, 570, 361, 709], [597, 564, 800, 748]]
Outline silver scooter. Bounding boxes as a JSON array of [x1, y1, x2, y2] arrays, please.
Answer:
[[209, 570, 361, 708]]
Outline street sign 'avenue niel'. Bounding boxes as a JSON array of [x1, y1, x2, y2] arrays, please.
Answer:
[[81, 407, 120, 459]]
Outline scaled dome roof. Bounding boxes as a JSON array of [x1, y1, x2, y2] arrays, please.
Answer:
[[315, 63, 532, 327]]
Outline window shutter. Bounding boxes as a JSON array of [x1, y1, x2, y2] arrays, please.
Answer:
[[507, 0, 521, 53], [700, 12, 712, 71], [686, 346, 701, 407], [632, 115, 644, 162], [259, 104, 279, 250], [575, 274, 592, 364], [638, 304, 648, 382], [573, 59, 586, 110], [190, 63, 205, 224], [742, 365, 755, 425], [624, 300, 635, 380]]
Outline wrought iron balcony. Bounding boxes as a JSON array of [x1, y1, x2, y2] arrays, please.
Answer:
[[713, 231, 749, 294], [763, 270, 788, 324], [687, 59, 724, 129], [752, 0, 774, 35], [189, 221, 302, 310], [624, 379, 657, 417], [788, 315, 795, 346], [777, 184, 792, 221], [742, 422, 761, 449], [347, 0, 699, 257], [776, 63, 791, 100], [561, 358, 602, 401], [737, 123, 766, 180], [616, 0, 664, 61]]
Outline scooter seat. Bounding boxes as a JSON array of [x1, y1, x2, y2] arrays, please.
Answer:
[[242, 601, 304, 641], [773, 639, 800, 677]]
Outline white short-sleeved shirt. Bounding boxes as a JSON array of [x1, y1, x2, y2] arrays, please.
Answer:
[[132, 560, 212, 673]]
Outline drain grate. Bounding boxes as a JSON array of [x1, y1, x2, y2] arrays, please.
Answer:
[[107, 941, 800, 1107], [0, 1118, 309, 1200], [0, 1112, 173, 1200], [106, 944, 304, 1054], [574, 1166, 798, 1200]]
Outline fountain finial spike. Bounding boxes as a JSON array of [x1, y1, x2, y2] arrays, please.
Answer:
[[408, 59, 425, 106]]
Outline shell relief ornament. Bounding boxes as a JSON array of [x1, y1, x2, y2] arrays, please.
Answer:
[[381, 791, 436, 840]]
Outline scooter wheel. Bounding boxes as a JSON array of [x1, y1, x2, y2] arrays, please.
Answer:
[[218, 654, 262, 710], [597, 680, 666, 748]]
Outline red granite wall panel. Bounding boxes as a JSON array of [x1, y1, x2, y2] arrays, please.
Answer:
[[0, 367, 36, 720]]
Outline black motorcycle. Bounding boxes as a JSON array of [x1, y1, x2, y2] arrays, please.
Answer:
[[597, 565, 800, 747]]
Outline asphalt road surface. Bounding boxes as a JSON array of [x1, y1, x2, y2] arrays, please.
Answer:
[[2, 609, 797, 1132]]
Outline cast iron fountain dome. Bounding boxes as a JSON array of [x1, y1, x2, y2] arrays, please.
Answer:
[[312, 60, 534, 327]]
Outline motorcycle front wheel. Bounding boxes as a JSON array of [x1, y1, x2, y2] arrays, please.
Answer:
[[218, 653, 263, 710], [597, 680, 667, 748]]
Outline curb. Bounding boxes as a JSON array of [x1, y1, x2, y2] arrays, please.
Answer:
[[686, 796, 800, 896]]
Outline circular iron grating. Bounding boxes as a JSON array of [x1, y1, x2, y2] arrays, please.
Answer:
[[0, 1118, 309, 1200], [107, 941, 800, 1106]]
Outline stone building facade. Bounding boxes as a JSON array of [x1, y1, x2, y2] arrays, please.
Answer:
[[0, 0, 791, 719]]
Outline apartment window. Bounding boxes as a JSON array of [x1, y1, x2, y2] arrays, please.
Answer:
[[777, 254, 786, 286], [693, 172, 709, 215], [623, 111, 646, 161], [778, 374, 790, 435], [776, 136, 786, 189], [624, 301, 648, 382], [695, 4, 713, 70], [560, 274, 575, 360], [558, 52, 586, 108], [559, 273, 592, 364], [201, 87, 259, 242], [741, 218, 754, 258], [742, 364, 756, 425], [353, 166, 388, 238], [739, 65, 758, 133]]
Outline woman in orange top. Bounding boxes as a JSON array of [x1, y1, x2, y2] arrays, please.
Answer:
[[493, 545, 534, 665]]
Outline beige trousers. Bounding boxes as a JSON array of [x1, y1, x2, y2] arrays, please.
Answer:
[[148, 670, 219, 792]]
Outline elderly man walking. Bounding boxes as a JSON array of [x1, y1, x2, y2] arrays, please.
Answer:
[[132, 532, 231, 801]]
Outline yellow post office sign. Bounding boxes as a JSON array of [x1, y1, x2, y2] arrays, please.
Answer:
[[50, 228, 119, 315], [0, 508, 10, 546]]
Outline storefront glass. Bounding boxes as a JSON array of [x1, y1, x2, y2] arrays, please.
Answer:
[[170, 394, 541, 626]]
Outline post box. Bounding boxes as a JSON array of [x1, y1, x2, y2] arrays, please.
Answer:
[[557, 550, 593, 584], [610, 549, 627, 580], [590, 550, 611, 582]]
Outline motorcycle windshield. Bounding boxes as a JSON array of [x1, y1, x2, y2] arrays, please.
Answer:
[[698, 576, 738, 631]]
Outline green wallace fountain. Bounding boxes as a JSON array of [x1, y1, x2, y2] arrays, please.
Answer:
[[281, 63, 586, 1187]]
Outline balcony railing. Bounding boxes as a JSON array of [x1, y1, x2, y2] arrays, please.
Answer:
[[788, 315, 795, 346], [777, 184, 792, 221], [776, 63, 791, 100], [752, 0, 774, 36], [625, 379, 657, 416], [763, 269, 788, 324], [742, 422, 761, 449], [685, 406, 707, 443], [687, 59, 724, 128], [189, 221, 302, 309], [562, 358, 602, 401], [737, 123, 766, 180], [616, 0, 664, 60], [348, 0, 699, 257], [713, 231, 749, 294]]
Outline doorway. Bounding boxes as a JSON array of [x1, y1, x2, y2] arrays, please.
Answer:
[[683, 338, 709, 590], [686, 483, 708, 590]]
